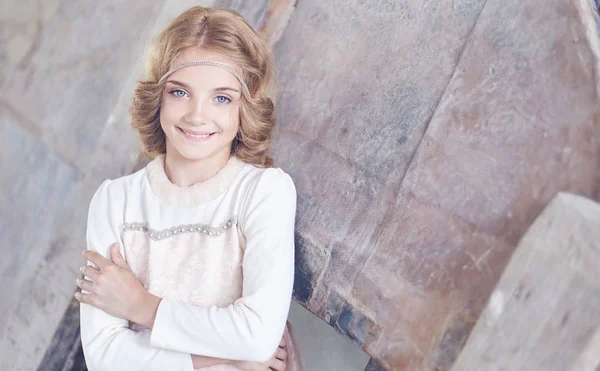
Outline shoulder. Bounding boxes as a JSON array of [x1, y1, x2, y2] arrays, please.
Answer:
[[237, 165, 297, 227], [89, 167, 147, 206], [241, 165, 297, 201]]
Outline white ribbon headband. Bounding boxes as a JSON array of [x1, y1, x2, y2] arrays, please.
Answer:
[[157, 60, 250, 96]]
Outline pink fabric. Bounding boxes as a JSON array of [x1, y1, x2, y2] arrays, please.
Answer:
[[122, 231, 243, 307]]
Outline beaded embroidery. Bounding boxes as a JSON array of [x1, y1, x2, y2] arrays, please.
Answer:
[[123, 216, 238, 241]]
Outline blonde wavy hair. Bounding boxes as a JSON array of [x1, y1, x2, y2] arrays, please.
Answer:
[[130, 6, 276, 167]]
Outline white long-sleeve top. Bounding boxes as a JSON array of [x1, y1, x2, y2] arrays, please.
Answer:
[[79, 154, 297, 371]]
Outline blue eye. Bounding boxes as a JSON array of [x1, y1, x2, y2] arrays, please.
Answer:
[[216, 96, 231, 104], [169, 89, 187, 98]]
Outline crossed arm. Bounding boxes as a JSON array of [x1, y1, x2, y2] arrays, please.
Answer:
[[77, 170, 297, 370], [76, 243, 288, 371]]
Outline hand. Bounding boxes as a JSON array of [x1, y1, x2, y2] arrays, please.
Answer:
[[190, 354, 236, 369], [75, 243, 158, 325], [235, 336, 287, 371]]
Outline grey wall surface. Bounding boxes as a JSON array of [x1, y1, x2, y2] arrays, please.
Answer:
[[1, 1, 176, 369], [289, 301, 371, 371]]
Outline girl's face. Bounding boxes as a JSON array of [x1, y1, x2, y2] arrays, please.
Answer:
[[160, 47, 242, 164]]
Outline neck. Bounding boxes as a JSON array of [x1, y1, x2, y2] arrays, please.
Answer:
[[163, 146, 231, 188]]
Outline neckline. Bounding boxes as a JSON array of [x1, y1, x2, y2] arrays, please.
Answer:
[[146, 154, 246, 207]]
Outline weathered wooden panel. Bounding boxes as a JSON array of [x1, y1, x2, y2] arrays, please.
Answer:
[[222, 0, 600, 369], [268, 0, 487, 308], [354, 0, 600, 368], [451, 193, 600, 370]]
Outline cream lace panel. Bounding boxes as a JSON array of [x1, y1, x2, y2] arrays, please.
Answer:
[[122, 228, 243, 308], [122, 224, 299, 371], [123, 216, 238, 241]]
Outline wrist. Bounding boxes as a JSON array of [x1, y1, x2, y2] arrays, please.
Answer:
[[133, 292, 161, 328]]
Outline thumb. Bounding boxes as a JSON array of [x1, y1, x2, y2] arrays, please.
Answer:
[[109, 243, 128, 269]]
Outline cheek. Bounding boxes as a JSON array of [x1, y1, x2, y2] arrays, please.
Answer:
[[159, 100, 181, 126], [226, 107, 241, 132]]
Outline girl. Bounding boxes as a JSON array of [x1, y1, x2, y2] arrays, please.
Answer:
[[75, 6, 301, 371]]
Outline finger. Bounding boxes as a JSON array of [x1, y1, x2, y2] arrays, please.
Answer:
[[279, 336, 286, 348], [270, 358, 286, 371], [109, 243, 129, 270], [82, 250, 110, 271], [276, 348, 287, 361], [80, 265, 100, 280], [74, 291, 94, 306], [76, 278, 94, 293]]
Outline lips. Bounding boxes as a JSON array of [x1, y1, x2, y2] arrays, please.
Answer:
[[178, 126, 214, 135], [177, 126, 216, 141]]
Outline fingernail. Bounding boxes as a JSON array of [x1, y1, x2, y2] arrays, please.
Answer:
[[76, 278, 80, 285], [74, 292, 79, 299], [81, 250, 86, 256], [79, 266, 84, 273]]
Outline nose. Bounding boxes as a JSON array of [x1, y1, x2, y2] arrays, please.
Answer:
[[184, 96, 210, 125]]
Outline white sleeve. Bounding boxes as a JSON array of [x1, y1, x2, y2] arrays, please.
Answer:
[[80, 180, 195, 371], [150, 168, 297, 362]]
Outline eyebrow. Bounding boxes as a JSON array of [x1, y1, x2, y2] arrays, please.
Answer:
[[165, 80, 241, 94]]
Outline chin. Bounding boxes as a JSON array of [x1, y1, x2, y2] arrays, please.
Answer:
[[176, 149, 216, 162], [174, 143, 231, 163]]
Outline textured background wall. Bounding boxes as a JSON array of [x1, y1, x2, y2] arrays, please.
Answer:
[[0, 1, 202, 369], [224, 0, 600, 369], [1, 0, 599, 370]]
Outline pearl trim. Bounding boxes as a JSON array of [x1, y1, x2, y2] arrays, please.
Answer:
[[123, 216, 238, 241]]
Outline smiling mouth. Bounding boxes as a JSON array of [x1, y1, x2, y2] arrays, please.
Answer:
[[177, 127, 217, 140]]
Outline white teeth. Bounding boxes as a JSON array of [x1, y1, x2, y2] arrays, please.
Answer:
[[181, 129, 212, 138]]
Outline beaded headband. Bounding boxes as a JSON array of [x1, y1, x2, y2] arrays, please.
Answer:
[[157, 60, 250, 96]]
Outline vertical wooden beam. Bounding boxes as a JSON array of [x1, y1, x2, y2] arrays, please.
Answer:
[[451, 193, 600, 370]]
